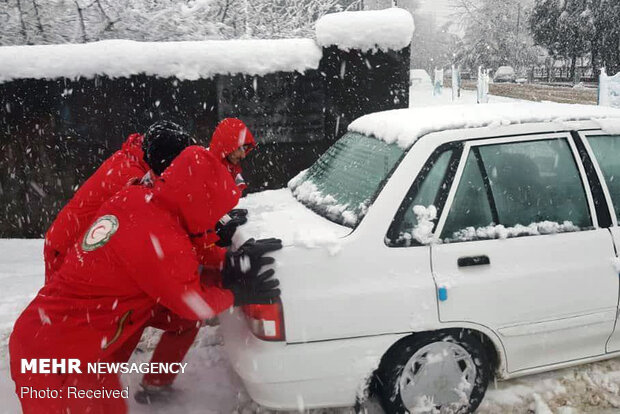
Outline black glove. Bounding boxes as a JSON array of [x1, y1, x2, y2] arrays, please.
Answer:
[[221, 238, 283, 288], [229, 209, 248, 220], [215, 210, 248, 247], [228, 268, 281, 306]]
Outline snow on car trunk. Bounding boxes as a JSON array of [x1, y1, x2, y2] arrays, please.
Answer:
[[231, 189, 351, 251]]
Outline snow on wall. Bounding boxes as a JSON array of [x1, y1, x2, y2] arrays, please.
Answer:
[[0, 38, 322, 83], [315, 8, 414, 52], [348, 102, 620, 148]]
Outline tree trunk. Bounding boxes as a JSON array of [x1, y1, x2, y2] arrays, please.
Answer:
[[570, 53, 577, 84]]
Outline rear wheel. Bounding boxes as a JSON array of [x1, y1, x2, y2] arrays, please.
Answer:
[[376, 330, 491, 413]]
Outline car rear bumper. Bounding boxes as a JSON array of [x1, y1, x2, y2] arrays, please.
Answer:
[[219, 309, 406, 410]]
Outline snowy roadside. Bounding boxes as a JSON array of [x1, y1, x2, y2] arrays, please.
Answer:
[[408, 84, 522, 107]]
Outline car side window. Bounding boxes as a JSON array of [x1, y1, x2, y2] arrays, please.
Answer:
[[441, 138, 592, 242], [586, 135, 620, 221], [388, 148, 455, 246], [441, 151, 494, 239]]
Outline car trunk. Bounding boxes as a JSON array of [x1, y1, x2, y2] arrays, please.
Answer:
[[231, 188, 351, 249]]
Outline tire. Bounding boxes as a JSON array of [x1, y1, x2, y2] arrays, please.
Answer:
[[375, 330, 491, 414]]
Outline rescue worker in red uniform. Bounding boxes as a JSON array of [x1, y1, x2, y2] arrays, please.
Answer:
[[43, 120, 191, 283], [9, 145, 281, 414], [135, 120, 260, 401], [209, 117, 257, 193], [201, 118, 259, 273]]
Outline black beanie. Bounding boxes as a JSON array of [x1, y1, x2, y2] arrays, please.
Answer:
[[143, 121, 191, 175]]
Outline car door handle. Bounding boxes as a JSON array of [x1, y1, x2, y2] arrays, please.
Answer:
[[457, 255, 490, 267]]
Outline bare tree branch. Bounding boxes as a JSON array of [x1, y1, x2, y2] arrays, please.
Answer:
[[74, 0, 88, 42], [15, 0, 29, 43], [31, 0, 45, 39]]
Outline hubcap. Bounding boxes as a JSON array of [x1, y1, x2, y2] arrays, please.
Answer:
[[398, 341, 476, 413]]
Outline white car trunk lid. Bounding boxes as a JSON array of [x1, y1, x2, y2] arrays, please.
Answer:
[[231, 188, 351, 249]]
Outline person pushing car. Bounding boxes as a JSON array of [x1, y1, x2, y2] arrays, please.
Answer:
[[10, 145, 282, 414], [43, 120, 190, 282]]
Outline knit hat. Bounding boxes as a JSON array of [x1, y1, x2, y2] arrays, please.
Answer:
[[143, 121, 191, 175]]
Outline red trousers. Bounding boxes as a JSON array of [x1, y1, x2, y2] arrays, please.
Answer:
[[112, 305, 200, 386], [12, 308, 199, 413], [141, 306, 200, 387]]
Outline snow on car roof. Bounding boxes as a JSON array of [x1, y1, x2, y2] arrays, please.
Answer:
[[0, 38, 322, 83], [315, 8, 414, 52], [348, 103, 620, 148]]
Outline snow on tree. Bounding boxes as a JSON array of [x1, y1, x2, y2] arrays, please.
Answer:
[[529, 0, 593, 81], [0, 0, 362, 46], [530, 0, 620, 77], [453, 0, 541, 71]]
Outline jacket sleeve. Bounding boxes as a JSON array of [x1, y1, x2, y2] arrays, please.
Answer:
[[191, 231, 227, 270], [121, 227, 234, 320]]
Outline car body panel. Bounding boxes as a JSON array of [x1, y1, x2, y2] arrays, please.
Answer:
[[220, 307, 408, 410]]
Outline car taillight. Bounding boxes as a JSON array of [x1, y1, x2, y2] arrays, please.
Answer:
[[242, 300, 285, 341]]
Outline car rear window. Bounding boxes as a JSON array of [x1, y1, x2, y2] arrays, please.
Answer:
[[288, 132, 405, 228]]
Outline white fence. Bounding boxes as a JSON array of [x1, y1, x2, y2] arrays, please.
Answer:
[[433, 68, 444, 96], [599, 68, 620, 108], [477, 66, 490, 104]]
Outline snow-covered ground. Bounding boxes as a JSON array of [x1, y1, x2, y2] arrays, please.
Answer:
[[4, 237, 620, 413], [3, 88, 620, 413], [408, 83, 519, 107]]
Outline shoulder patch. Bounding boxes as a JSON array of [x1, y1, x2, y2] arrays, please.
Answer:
[[82, 215, 119, 252]]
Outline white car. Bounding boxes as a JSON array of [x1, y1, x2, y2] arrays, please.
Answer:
[[220, 103, 620, 413], [493, 66, 516, 83]]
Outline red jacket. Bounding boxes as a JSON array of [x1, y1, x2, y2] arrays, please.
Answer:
[[44, 134, 150, 282], [209, 118, 256, 191], [10, 146, 239, 369]]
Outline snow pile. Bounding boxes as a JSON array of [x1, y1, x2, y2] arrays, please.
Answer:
[[0, 38, 322, 83], [232, 188, 350, 252], [446, 221, 580, 242], [289, 179, 359, 227], [349, 102, 620, 149], [315, 8, 414, 52], [410, 205, 437, 244], [396, 205, 438, 246]]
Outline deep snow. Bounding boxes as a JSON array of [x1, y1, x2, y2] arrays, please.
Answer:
[[3, 88, 620, 413]]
